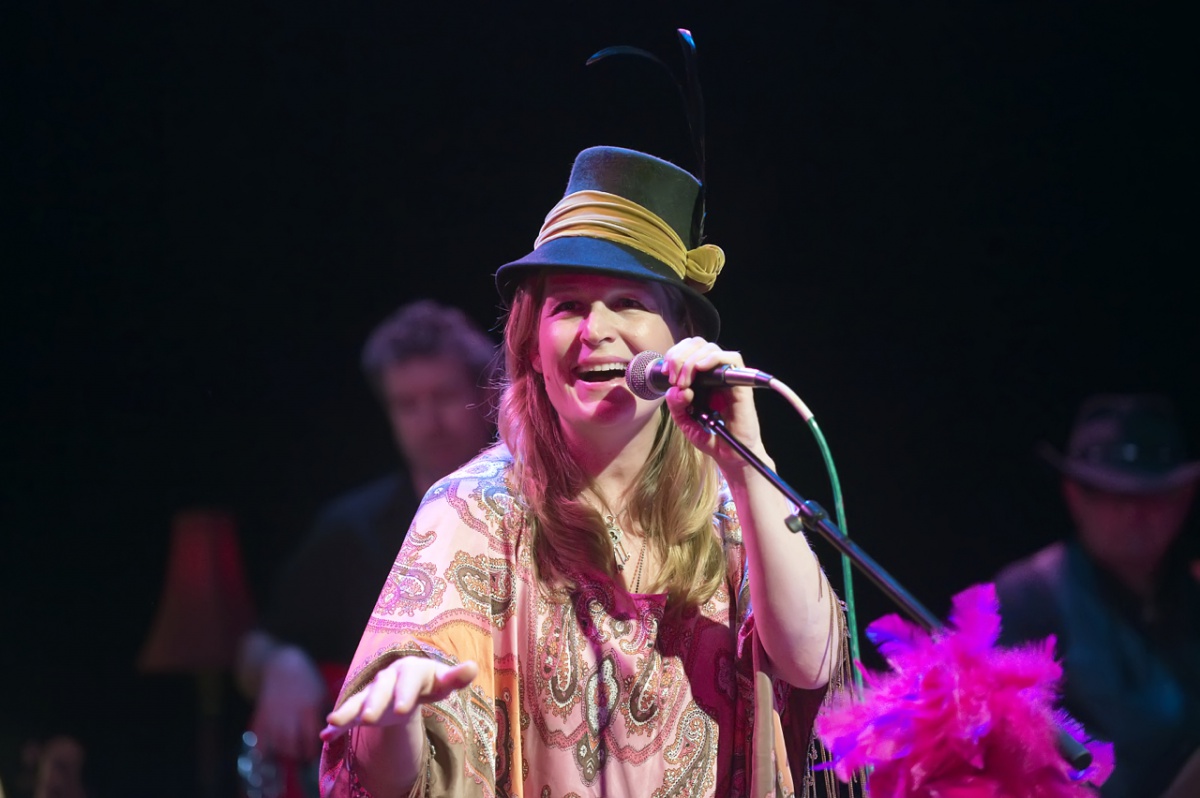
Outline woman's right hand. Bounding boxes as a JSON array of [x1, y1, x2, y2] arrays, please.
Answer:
[[319, 657, 479, 744]]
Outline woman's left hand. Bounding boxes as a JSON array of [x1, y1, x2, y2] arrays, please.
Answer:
[[661, 337, 768, 472]]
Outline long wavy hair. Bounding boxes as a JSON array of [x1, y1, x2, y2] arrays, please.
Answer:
[[496, 272, 725, 613]]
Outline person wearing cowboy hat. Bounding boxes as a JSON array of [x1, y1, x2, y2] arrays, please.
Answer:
[[315, 146, 851, 798], [994, 394, 1200, 798]]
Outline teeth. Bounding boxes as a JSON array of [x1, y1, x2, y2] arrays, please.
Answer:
[[579, 364, 626, 376]]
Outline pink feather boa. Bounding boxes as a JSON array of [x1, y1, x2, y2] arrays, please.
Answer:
[[815, 583, 1114, 797]]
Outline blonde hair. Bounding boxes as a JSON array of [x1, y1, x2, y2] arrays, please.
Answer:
[[496, 273, 725, 613]]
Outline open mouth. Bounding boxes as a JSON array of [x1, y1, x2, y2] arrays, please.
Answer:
[[575, 363, 628, 383]]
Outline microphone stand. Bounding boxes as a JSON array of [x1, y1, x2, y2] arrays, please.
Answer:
[[687, 401, 1093, 771]]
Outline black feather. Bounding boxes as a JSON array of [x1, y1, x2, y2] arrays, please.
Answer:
[[676, 29, 707, 243], [675, 29, 706, 187], [586, 29, 710, 244], [585, 46, 668, 70]]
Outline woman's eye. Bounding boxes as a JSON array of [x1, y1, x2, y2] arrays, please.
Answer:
[[618, 297, 647, 310], [551, 300, 579, 314]]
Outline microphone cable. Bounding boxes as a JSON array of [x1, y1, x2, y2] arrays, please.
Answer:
[[765, 377, 864, 693]]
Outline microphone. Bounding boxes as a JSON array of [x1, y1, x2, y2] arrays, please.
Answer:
[[625, 350, 774, 400]]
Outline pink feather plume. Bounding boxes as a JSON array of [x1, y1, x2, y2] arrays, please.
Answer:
[[816, 583, 1114, 797]]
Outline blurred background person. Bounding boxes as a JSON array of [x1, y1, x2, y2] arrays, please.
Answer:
[[32, 735, 87, 798], [994, 393, 1200, 798], [235, 299, 498, 797], [1, 734, 89, 798]]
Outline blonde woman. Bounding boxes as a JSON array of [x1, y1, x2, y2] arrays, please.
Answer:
[[319, 146, 846, 798]]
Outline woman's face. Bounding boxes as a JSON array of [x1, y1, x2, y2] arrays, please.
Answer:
[[533, 272, 682, 441]]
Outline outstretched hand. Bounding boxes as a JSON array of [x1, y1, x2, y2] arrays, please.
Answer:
[[320, 658, 479, 744]]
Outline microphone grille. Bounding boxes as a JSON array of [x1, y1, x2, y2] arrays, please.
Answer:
[[625, 350, 663, 400]]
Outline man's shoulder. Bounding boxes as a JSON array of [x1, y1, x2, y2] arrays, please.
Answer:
[[995, 541, 1069, 590], [994, 541, 1070, 644], [315, 472, 412, 527]]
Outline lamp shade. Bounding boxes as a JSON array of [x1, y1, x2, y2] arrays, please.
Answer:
[[138, 508, 257, 672]]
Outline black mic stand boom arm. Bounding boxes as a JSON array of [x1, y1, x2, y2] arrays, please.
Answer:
[[686, 402, 1093, 772]]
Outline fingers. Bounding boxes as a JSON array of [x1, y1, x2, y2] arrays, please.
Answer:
[[319, 690, 364, 743], [660, 337, 745, 414], [664, 385, 694, 416], [316, 700, 352, 744], [662, 337, 743, 390], [324, 688, 366, 729], [391, 657, 429, 715], [391, 659, 480, 712], [438, 661, 480, 694], [319, 677, 384, 743], [660, 337, 766, 466], [358, 663, 401, 725], [320, 666, 395, 739], [319, 658, 479, 744]]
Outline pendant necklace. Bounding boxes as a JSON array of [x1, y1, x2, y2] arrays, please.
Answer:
[[605, 514, 632, 570], [606, 512, 648, 592]]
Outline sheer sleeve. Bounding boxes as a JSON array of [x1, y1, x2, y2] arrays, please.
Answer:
[[720, 487, 853, 798], [320, 451, 520, 798]]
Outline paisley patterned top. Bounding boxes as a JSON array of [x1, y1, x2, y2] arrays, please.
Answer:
[[319, 445, 833, 798]]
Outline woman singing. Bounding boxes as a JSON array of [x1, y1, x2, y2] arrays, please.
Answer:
[[319, 145, 846, 798]]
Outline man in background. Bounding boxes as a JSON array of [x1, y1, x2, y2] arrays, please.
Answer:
[[995, 394, 1200, 798], [235, 299, 498, 796]]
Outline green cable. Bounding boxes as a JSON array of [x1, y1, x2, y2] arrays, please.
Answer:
[[805, 417, 864, 692]]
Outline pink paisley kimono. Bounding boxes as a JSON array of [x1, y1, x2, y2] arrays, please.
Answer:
[[320, 445, 837, 798]]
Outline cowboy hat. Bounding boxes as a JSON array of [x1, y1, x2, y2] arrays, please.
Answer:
[[1037, 393, 1200, 494]]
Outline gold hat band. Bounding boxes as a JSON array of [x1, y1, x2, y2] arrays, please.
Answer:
[[533, 190, 724, 292]]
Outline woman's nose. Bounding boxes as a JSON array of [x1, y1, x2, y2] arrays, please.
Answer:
[[579, 302, 618, 345]]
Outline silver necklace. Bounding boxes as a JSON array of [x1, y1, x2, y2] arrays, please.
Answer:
[[605, 512, 648, 592], [605, 514, 632, 570]]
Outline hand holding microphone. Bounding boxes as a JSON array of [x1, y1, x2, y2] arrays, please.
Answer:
[[632, 342, 776, 472], [625, 349, 774, 400]]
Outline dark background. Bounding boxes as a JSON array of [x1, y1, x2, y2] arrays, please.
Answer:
[[5, 2, 1196, 794]]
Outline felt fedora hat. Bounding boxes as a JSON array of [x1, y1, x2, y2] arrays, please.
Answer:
[[1037, 393, 1200, 494], [495, 146, 722, 339]]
